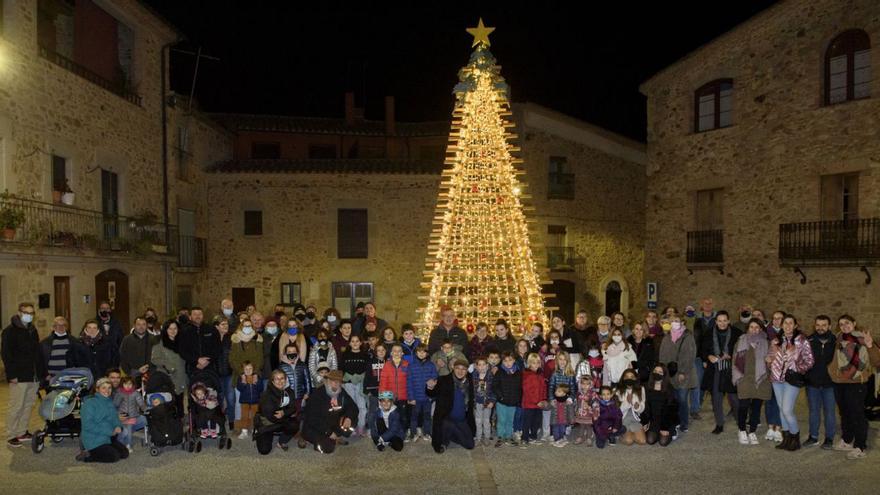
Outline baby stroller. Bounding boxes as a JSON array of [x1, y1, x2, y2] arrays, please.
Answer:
[[143, 370, 186, 456], [32, 367, 94, 454], [187, 368, 232, 451]]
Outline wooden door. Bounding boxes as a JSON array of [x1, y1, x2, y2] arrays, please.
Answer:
[[54, 276, 71, 322], [544, 279, 575, 324], [95, 269, 129, 329], [232, 287, 255, 313]]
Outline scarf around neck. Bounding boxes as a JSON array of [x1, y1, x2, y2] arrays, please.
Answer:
[[837, 332, 869, 381]]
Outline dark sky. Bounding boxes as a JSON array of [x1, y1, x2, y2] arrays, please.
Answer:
[[144, 1, 778, 141]]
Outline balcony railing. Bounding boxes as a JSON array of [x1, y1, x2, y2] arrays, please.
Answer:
[[687, 229, 724, 264], [547, 246, 576, 271], [179, 235, 207, 269], [779, 218, 880, 266], [548, 172, 575, 200], [39, 45, 142, 106], [0, 196, 173, 256]]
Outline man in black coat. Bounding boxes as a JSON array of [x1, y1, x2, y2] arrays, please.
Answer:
[[178, 307, 220, 377], [1, 303, 45, 447], [426, 359, 476, 453], [96, 300, 124, 364], [301, 370, 358, 454], [699, 310, 741, 434], [428, 306, 469, 356], [804, 315, 837, 448]]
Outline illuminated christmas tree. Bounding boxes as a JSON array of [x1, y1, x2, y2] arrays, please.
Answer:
[[417, 19, 552, 334]]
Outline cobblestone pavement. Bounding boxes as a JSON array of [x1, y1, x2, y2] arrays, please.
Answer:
[[1, 384, 878, 494]]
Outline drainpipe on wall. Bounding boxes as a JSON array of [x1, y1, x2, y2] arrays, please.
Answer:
[[161, 40, 178, 316]]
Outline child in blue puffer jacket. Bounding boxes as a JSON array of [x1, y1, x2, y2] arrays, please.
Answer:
[[236, 362, 264, 439], [372, 391, 405, 451], [406, 344, 438, 442]]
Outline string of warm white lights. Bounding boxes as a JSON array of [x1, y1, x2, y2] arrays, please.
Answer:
[[417, 20, 552, 336]]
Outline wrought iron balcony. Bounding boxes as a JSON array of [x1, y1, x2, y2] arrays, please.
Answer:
[[0, 196, 173, 256], [779, 218, 880, 266], [687, 229, 724, 265], [547, 246, 577, 271], [39, 45, 142, 106], [178, 235, 207, 269], [548, 172, 575, 200]]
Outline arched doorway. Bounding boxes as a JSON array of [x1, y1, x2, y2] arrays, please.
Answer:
[[598, 274, 629, 318], [604, 281, 622, 316], [95, 269, 129, 328]]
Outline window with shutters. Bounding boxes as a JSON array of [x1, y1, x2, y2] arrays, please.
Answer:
[[338, 208, 368, 258], [825, 30, 871, 105], [694, 80, 733, 132], [281, 282, 301, 306], [820, 173, 859, 221], [243, 210, 263, 236], [694, 188, 724, 229]]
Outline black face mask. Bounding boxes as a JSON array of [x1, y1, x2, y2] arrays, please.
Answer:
[[178, 314, 189, 325], [623, 379, 637, 388], [146, 316, 157, 325], [741, 311, 751, 319], [286, 353, 298, 361], [305, 311, 316, 320], [99, 310, 111, 318], [651, 373, 664, 382], [295, 314, 305, 321], [275, 311, 284, 319]]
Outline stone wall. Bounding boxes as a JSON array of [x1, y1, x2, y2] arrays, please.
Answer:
[[640, 0, 880, 330]]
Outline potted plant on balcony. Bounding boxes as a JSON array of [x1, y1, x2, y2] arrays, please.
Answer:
[[0, 192, 26, 241], [60, 179, 75, 206]]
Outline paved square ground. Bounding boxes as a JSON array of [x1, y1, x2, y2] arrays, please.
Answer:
[[1, 384, 879, 494]]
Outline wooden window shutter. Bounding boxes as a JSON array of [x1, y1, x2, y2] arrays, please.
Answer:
[[338, 209, 368, 258]]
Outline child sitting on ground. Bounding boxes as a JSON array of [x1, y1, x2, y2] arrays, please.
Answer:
[[235, 361, 264, 439], [594, 385, 622, 449], [113, 376, 146, 451], [372, 391, 405, 451], [573, 375, 600, 446], [549, 384, 574, 447]]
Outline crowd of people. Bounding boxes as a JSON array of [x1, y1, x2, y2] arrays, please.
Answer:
[[2, 297, 878, 463]]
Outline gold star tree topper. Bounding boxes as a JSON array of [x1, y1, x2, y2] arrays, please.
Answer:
[[466, 18, 495, 48]]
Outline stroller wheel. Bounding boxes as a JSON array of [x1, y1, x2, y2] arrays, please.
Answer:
[[187, 441, 194, 453], [149, 447, 159, 457], [51, 436, 64, 444], [31, 432, 46, 454], [218, 438, 224, 450], [195, 441, 202, 453]]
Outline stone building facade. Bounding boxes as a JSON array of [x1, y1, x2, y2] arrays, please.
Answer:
[[203, 101, 646, 328], [640, 0, 880, 330], [0, 0, 230, 363]]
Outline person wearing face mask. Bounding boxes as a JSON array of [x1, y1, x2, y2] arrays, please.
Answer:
[[601, 329, 637, 387], [732, 318, 771, 446], [658, 317, 697, 434], [699, 310, 741, 434], [141, 308, 161, 343], [96, 300, 124, 364], [278, 342, 311, 446], [323, 308, 341, 332], [300, 304, 320, 337], [2, 302, 45, 448], [277, 319, 308, 366], [803, 315, 837, 449], [229, 318, 265, 383], [219, 299, 238, 332], [308, 330, 338, 385], [595, 316, 612, 346], [616, 369, 646, 445], [39, 316, 88, 380], [260, 318, 282, 379], [642, 364, 678, 446]]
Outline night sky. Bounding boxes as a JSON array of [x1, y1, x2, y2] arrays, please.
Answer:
[[144, 1, 778, 141]]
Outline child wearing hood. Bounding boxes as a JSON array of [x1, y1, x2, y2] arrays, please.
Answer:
[[372, 391, 405, 451]]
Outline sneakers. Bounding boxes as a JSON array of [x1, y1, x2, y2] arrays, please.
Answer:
[[748, 433, 759, 445], [126, 445, 134, 453], [803, 436, 819, 447], [552, 439, 568, 448], [238, 429, 249, 440], [847, 448, 866, 460], [405, 433, 415, 443], [18, 431, 33, 441], [821, 438, 834, 450], [738, 431, 749, 445], [423, 433, 432, 442], [765, 428, 776, 441], [7, 438, 22, 448], [508, 439, 519, 447], [771, 430, 783, 442], [531, 439, 544, 446], [834, 439, 855, 452]]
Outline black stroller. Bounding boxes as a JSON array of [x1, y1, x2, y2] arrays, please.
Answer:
[[143, 370, 186, 456], [187, 368, 232, 451], [32, 368, 94, 453]]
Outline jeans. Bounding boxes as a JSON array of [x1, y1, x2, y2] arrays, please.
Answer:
[[475, 403, 492, 440], [513, 406, 523, 433], [674, 386, 689, 429], [737, 398, 762, 433], [835, 383, 868, 450], [343, 383, 368, 431], [118, 415, 147, 447], [765, 388, 781, 425], [220, 375, 236, 426], [366, 393, 378, 433], [772, 382, 802, 434], [496, 404, 515, 439], [806, 386, 836, 440], [541, 409, 551, 438], [410, 399, 433, 436], [521, 408, 542, 442], [441, 419, 475, 450], [690, 358, 705, 413], [551, 424, 567, 441]]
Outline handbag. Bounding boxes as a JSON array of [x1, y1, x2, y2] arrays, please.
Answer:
[[784, 369, 805, 388], [667, 336, 687, 377]]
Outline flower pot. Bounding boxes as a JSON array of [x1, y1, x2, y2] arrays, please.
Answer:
[[52, 190, 63, 203], [2, 228, 15, 241], [61, 192, 75, 205]]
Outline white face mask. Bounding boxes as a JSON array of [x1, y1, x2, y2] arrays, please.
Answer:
[[241, 325, 254, 335], [671, 321, 682, 331], [588, 349, 600, 358], [21, 314, 34, 324], [222, 308, 234, 317], [550, 339, 560, 345], [612, 335, 622, 344], [327, 315, 337, 323]]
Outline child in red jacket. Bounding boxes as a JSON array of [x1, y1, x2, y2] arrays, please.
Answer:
[[521, 353, 547, 446], [379, 343, 410, 435]]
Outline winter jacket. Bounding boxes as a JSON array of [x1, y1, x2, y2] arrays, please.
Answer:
[[364, 353, 385, 395], [236, 375, 265, 404], [628, 336, 656, 382], [642, 387, 679, 433], [428, 325, 470, 355], [769, 334, 815, 383], [601, 342, 637, 386], [494, 367, 523, 407], [550, 399, 575, 426], [228, 332, 264, 378], [258, 383, 299, 424], [81, 393, 123, 451], [594, 401, 622, 440], [471, 369, 495, 405], [308, 344, 338, 385], [521, 369, 546, 409], [262, 332, 280, 379], [806, 332, 836, 388], [372, 405, 406, 443], [547, 371, 577, 401], [379, 359, 409, 401], [828, 332, 880, 385], [431, 349, 468, 377], [331, 333, 351, 354], [113, 388, 145, 418], [1, 315, 44, 382], [400, 338, 421, 365], [119, 332, 153, 377], [150, 340, 187, 395], [574, 388, 599, 425], [39, 333, 88, 377], [492, 335, 516, 355], [427, 372, 476, 452], [96, 315, 124, 363], [80, 333, 116, 380], [699, 326, 741, 393], [178, 323, 221, 376], [302, 385, 358, 436], [658, 332, 698, 389], [468, 336, 493, 362], [217, 333, 232, 377], [407, 357, 438, 402], [279, 359, 311, 399]]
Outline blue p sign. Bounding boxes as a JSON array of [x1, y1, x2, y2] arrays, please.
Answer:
[[647, 282, 658, 309]]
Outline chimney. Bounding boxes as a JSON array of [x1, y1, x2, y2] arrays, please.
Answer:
[[384, 96, 396, 135], [344, 92, 355, 126]]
